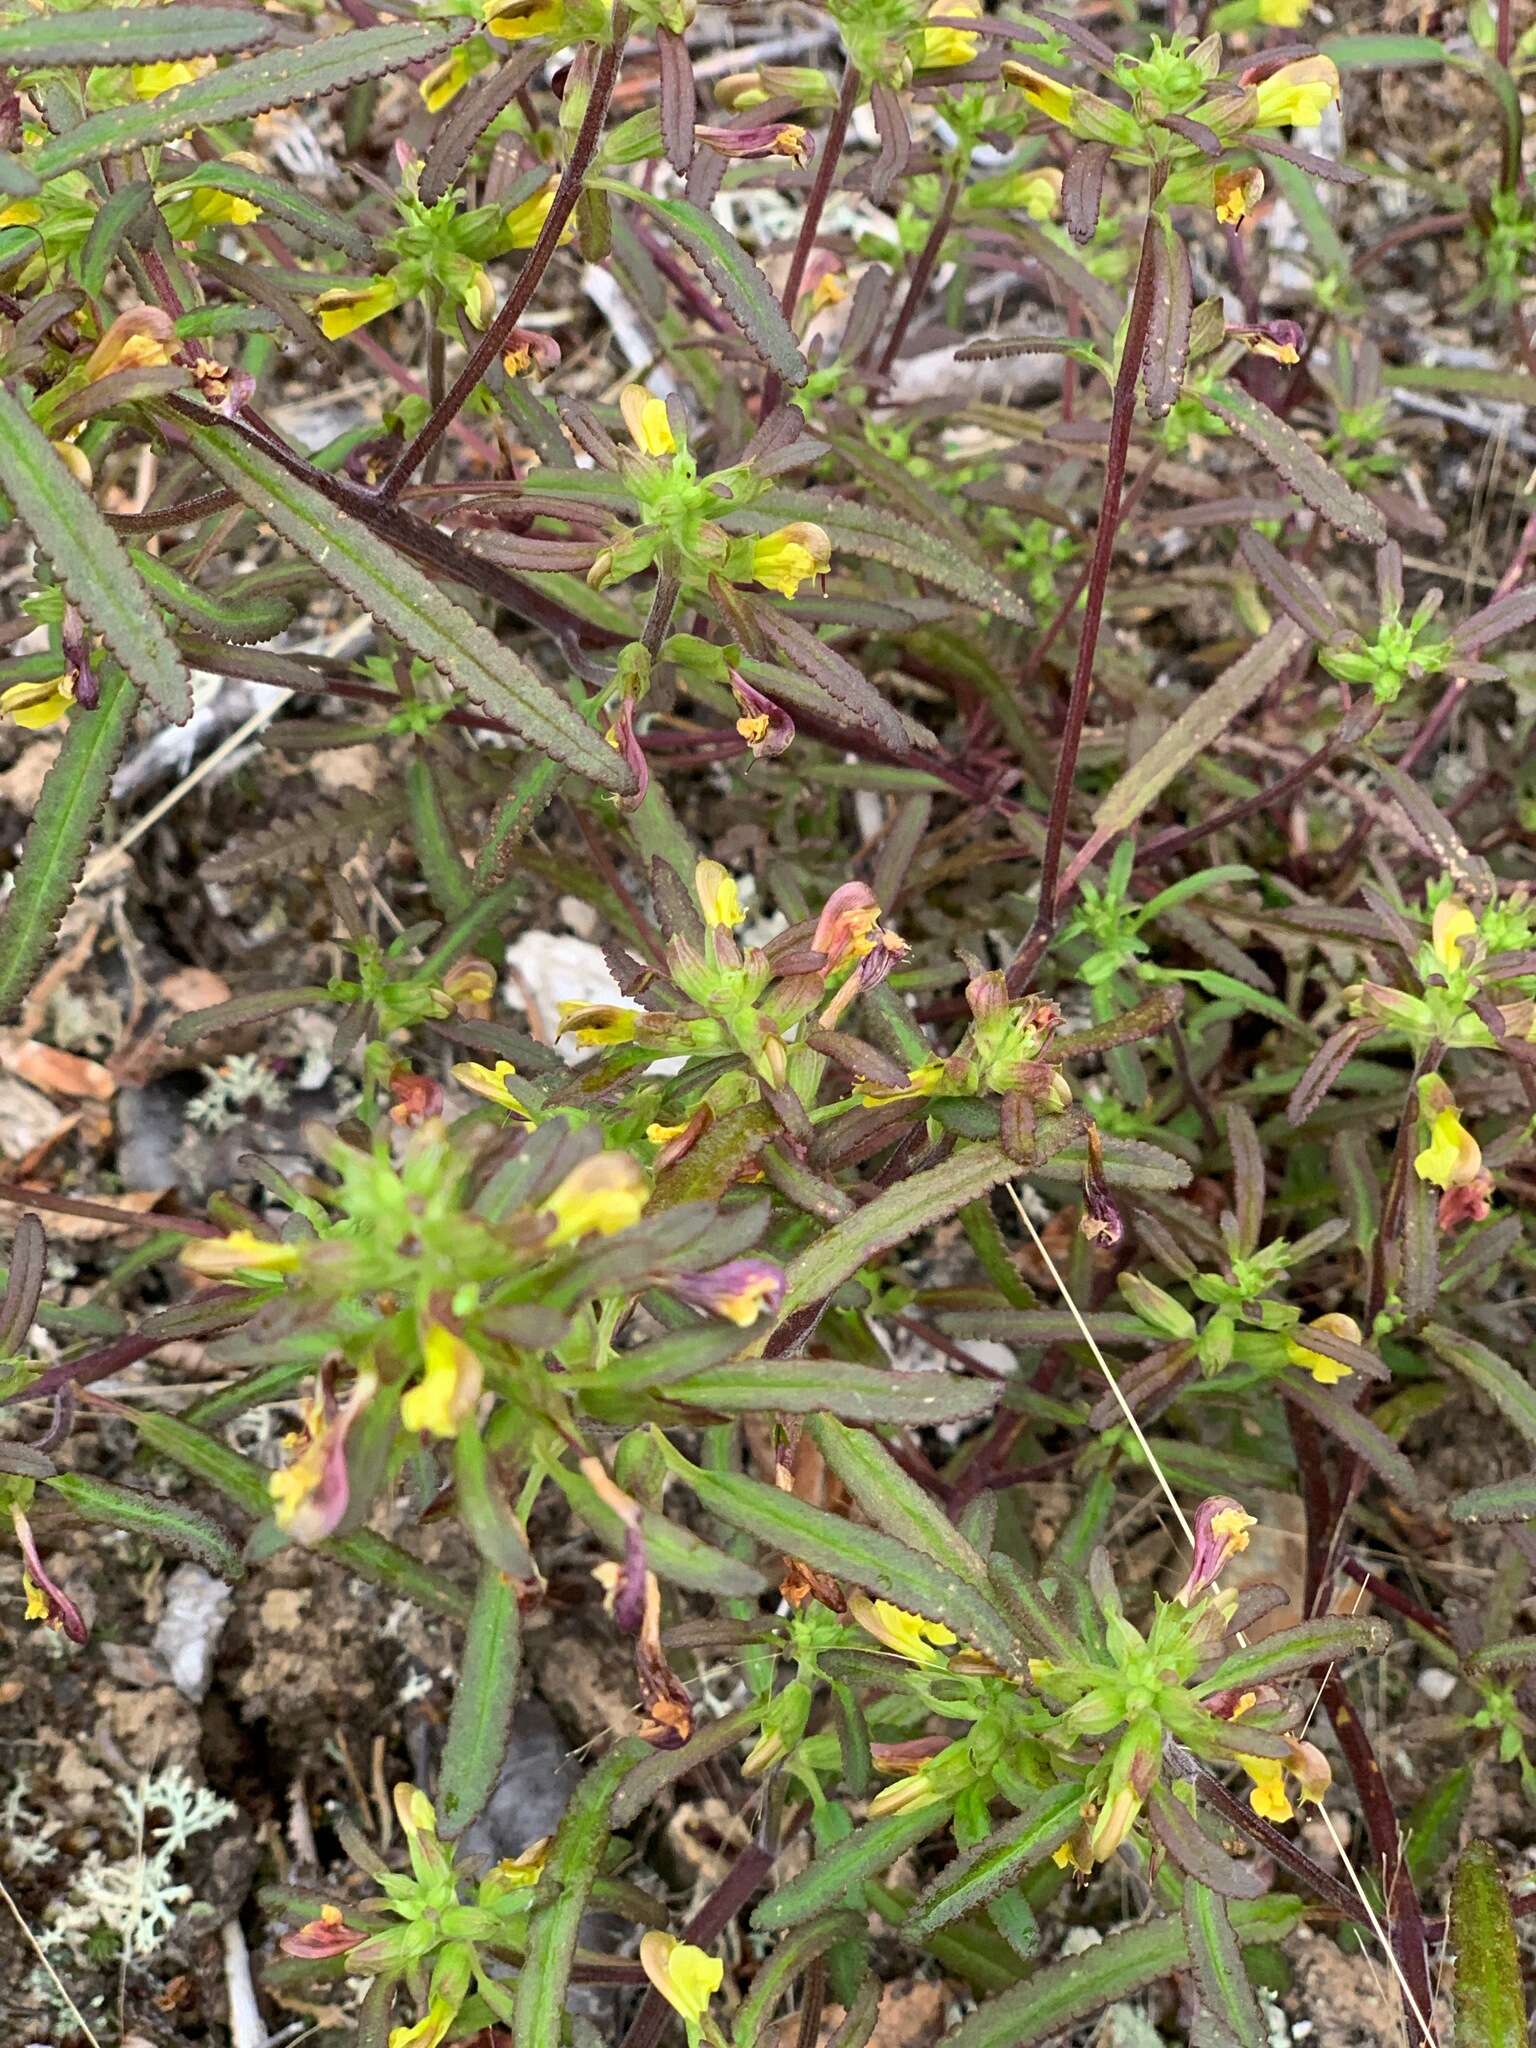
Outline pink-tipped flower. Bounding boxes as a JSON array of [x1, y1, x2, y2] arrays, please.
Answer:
[[1228, 318, 1305, 365], [728, 671, 795, 759], [606, 695, 649, 812], [269, 1369, 376, 1546], [12, 1506, 87, 1644], [279, 1904, 366, 1959], [811, 881, 881, 970], [1438, 1171, 1495, 1231], [1174, 1497, 1255, 1607], [672, 1258, 785, 1328], [695, 121, 813, 166], [1080, 1124, 1122, 1248]]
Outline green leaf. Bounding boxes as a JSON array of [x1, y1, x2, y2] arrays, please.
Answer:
[[30, 21, 469, 179], [732, 1911, 866, 2046], [1320, 33, 1446, 67], [154, 160, 375, 260], [1423, 1324, 1536, 1451], [1466, 1638, 1536, 1676], [437, 1565, 521, 1839], [130, 547, 293, 644], [514, 1739, 646, 2048], [0, 386, 191, 724], [1201, 379, 1386, 545], [731, 490, 1032, 626], [809, 1413, 991, 1587], [0, 666, 138, 1023], [904, 1786, 1082, 1939], [753, 1803, 952, 1932], [656, 1443, 1022, 1671], [1449, 1474, 1536, 1525], [406, 757, 474, 920], [542, 1453, 767, 1599], [184, 420, 632, 792], [611, 1705, 761, 1828], [79, 180, 156, 301], [0, 5, 275, 66], [663, 1358, 1000, 1424], [43, 1471, 244, 1581], [779, 1144, 1017, 1320], [453, 1427, 535, 1580], [938, 1896, 1303, 2048], [1091, 624, 1306, 836], [1403, 1766, 1473, 1888], [596, 182, 806, 388], [1145, 1784, 1267, 1899], [1183, 1881, 1267, 2048], [1449, 1841, 1525, 2048], [1200, 1615, 1389, 1694]]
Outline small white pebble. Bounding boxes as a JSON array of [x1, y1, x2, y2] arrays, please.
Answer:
[[1417, 1667, 1458, 1703]]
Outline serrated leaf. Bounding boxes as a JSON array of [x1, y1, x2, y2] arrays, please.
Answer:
[[733, 1912, 866, 2046], [1201, 379, 1386, 544], [543, 1453, 767, 1599], [155, 161, 375, 261], [79, 180, 156, 300], [779, 1144, 1018, 1320], [0, 1214, 46, 1359], [1403, 1766, 1473, 1887], [0, 5, 275, 67], [1449, 1842, 1525, 2048], [1142, 217, 1193, 421], [44, 1471, 244, 1580], [598, 181, 806, 387], [1146, 1784, 1267, 1899], [1466, 1639, 1536, 1675], [1281, 1378, 1421, 1505], [905, 1786, 1082, 1939], [1200, 1615, 1388, 1694], [657, 1443, 1021, 1671], [515, 1740, 647, 2048], [754, 1803, 952, 1932], [1450, 1474, 1536, 1525], [0, 666, 138, 1023], [810, 1414, 990, 1587], [938, 1896, 1303, 2048], [664, 1358, 1000, 1425], [184, 420, 632, 792], [732, 490, 1032, 626], [132, 548, 293, 644], [1183, 1882, 1267, 2048], [31, 21, 468, 179], [0, 386, 191, 723], [1423, 1324, 1536, 1451], [437, 1565, 521, 1839]]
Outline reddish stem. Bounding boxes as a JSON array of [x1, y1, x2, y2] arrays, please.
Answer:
[[877, 171, 961, 379], [761, 60, 859, 413]]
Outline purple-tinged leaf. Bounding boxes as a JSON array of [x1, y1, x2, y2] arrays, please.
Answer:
[[1238, 530, 1340, 640], [1245, 134, 1367, 183], [1201, 379, 1387, 544], [1452, 583, 1536, 656], [420, 44, 548, 205], [1287, 1021, 1368, 1126], [1281, 1377, 1423, 1504], [869, 81, 911, 205], [1142, 219, 1193, 421]]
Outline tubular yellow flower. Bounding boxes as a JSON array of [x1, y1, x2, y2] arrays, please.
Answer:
[[1414, 1107, 1481, 1191], [1258, 0, 1309, 22], [810, 270, 848, 312], [505, 182, 566, 248], [868, 1770, 944, 1816], [83, 307, 178, 382], [1431, 898, 1477, 975], [857, 1059, 947, 1108], [541, 1151, 650, 1246], [0, 674, 75, 729], [484, 0, 567, 37], [388, 2000, 457, 2048], [749, 522, 831, 598], [1012, 166, 1063, 221], [646, 1120, 689, 1145], [849, 1593, 957, 1665], [620, 383, 677, 456], [694, 859, 745, 929], [1215, 167, 1264, 225], [174, 186, 263, 228], [314, 277, 402, 340], [420, 48, 474, 109], [452, 1058, 534, 1121], [1284, 1312, 1359, 1386], [1239, 1752, 1294, 1823], [131, 58, 214, 98], [1001, 63, 1075, 125], [639, 1933, 723, 2029], [918, 0, 980, 71], [401, 1325, 483, 1438], [0, 199, 41, 228], [1252, 56, 1339, 129], [556, 1001, 639, 1045], [180, 1228, 300, 1278]]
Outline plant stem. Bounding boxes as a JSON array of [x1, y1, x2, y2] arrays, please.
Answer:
[[377, 25, 627, 502], [1006, 188, 1165, 996], [762, 59, 859, 412], [877, 171, 960, 379]]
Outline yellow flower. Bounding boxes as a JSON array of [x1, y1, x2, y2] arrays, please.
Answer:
[[1088, 1785, 1141, 1863], [314, 277, 402, 340], [620, 383, 677, 456], [1258, 0, 1309, 22], [639, 1933, 723, 2030], [388, 1999, 457, 2048], [1284, 1312, 1359, 1386], [83, 307, 177, 382], [1431, 898, 1477, 975], [850, 1593, 957, 1665], [749, 522, 831, 598], [173, 186, 263, 228], [541, 1152, 649, 1246], [1002, 63, 1074, 125], [1214, 167, 1264, 225], [557, 1001, 639, 1045], [695, 859, 744, 929], [452, 1058, 534, 1122], [646, 1120, 689, 1145], [857, 1058, 947, 1108], [0, 199, 41, 228], [810, 271, 848, 313], [1253, 56, 1339, 129], [505, 182, 565, 248], [1414, 1107, 1481, 1191], [1239, 1752, 1294, 1824], [868, 1770, 944, 1817], [131, 58, 214, 98], [401, 1325, 483, 1438], [22, 1574, 50, 1625], [1, 673, 74, 729], [420, 48, 474, 110], [918, 0, 980, 71], [180, 1228, 300, 1278], [1010, 166, 1063, 221], [484, 0, 567, 37]]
